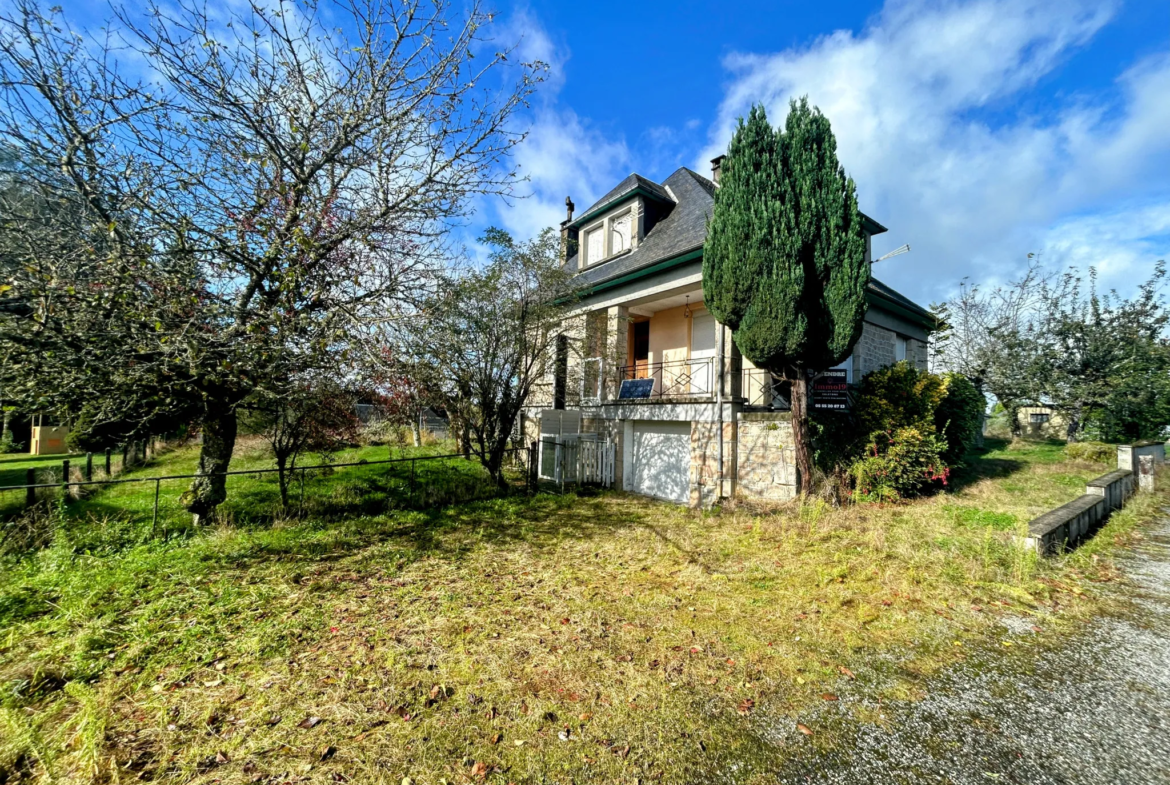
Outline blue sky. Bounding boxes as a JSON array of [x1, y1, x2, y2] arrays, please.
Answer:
[[481, 0, 1170, 304]]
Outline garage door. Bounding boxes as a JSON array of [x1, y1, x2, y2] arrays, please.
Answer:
[[631, 421, 691, 503]]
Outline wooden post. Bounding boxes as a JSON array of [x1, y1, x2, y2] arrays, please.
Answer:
[[122, 443, 129, 470], [105, 448, 112, 476], [85, 452, 93, 482], [25, 468, 35, 508]]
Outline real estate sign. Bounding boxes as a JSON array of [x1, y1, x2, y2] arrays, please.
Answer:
[[812, 369, 849, 411]]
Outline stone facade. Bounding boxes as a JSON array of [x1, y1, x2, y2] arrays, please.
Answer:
[[851, 321, 928, 380], [735, 411, 797, 501], [689, 420, 736, 507]]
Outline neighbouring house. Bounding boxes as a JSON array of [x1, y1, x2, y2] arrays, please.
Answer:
[[523, 158, 937, 506], [1016, 405, 1067, 439]]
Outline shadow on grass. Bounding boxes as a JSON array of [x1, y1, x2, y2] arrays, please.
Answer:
[[944, 438, 1028, 494]]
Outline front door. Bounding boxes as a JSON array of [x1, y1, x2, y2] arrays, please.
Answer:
[[632, 320, 650, 379]]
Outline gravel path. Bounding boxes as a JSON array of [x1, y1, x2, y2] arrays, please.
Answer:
[[766, 515, 1170, 785]]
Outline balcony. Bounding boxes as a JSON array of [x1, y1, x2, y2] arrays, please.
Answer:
[[616, 356, 716, 400], [741, 368, 791, 410]]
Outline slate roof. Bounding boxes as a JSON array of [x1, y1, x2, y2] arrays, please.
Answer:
[[568, 166, 933, 327], [571, 173, 673, 226], [568, 167, 714, 284]]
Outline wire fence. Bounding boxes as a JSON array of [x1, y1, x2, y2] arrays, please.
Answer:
[[0, 446, 542, 550]]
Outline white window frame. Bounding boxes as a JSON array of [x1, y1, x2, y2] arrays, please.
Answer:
[[582, 221, 605, 267], [580, 207, 634, 267], [895, 335, 907, 362]]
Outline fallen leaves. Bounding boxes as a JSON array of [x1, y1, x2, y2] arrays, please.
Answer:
[[837, 666, 856, 680], [821, 693, 838, 701], [737, 698, 754, 715], [796, 723, 814, 736], [320, 745, 337, 761], [298, 716, 323, 729]]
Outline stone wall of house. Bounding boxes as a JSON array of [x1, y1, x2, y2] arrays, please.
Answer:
[[851, 321, 928, 379], [853, 321, 898, 379], [690, 420, 736, 507], [907, 337, 929, 371], [735, 411, 797, 502]]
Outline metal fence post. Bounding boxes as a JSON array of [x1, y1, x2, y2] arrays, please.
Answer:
[[105, 448, 111, 476], [25, 468, 35, 508], [152, 478, 161, 535], [61, 459, 70, 501], [299, 467, 306, 517], [85, 452, 93, 482]]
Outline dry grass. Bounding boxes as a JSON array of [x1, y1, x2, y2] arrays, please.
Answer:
[[0, 439, 1162, 784]]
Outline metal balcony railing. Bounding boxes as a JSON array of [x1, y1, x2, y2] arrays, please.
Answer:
[[616, 356, 715, 398], [741, 368, 791, 410]]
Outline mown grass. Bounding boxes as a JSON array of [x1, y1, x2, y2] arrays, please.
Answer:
[[0, 437, 1162, 784]]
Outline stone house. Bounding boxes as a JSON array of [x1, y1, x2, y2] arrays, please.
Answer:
[[523, 159, 936, 506]]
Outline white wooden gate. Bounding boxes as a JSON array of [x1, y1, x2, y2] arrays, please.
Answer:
[[539, 435, 615, 488]]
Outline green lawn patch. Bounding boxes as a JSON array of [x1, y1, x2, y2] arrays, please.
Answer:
[[0, 437, 1161, 784]]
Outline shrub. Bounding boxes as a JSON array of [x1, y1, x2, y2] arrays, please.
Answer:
[[0, 431, 21, 454], [1064, 441, 1114, 464], [853, 361, 945, 436], [850, 426, 950, 503], [934, 372, 985, 464]]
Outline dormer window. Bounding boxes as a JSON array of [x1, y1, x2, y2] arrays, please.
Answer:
[[610, 211, 631, 254], [580, 208, 635, 267], [584, 223, 605, 265]]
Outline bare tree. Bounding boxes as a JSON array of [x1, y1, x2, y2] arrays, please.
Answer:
[[394, 227, 573, 485], [0, 0, 542, 520], [246, 380, 361, 511], [932, 258, 1050, 437]]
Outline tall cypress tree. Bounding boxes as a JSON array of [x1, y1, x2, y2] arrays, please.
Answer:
[[704, 98, 869, 492]]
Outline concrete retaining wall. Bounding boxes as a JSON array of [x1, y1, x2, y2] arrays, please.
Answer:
[[1086, 469, 1135, 512], [1025, 442, 1164, 555]]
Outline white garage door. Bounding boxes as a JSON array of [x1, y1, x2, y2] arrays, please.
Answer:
[[631, 421, 691, 504]]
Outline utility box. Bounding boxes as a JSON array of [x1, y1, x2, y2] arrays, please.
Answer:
[[30, 425, 69, 455]]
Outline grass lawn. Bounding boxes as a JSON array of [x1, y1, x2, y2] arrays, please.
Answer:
[[0, 438, 1163, 784], [0, 451, 127, 519]]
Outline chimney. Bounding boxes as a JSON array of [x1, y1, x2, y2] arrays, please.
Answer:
[[559, 196, 576, 266], [710, 155, 725, 186]]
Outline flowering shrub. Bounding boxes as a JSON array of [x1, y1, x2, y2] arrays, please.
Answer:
[[850, 426, 950, 502], [817, 362, 982, 503]]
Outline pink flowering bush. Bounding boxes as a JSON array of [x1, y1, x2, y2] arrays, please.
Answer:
[[849, 425, 951, 503]]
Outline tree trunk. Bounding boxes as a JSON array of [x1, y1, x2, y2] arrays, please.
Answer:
[[1, 408, 11, 441], [1066, 407, 1081, 444], [1005, 402, 1022, 439], [411, 418, 421, 448], [788, 371, 813, 495], [186, 407, 238, 524], [276, 454, 290, 511]]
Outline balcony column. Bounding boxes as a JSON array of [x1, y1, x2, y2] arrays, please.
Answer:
[[719, 321, 741, 400], [604, 305, 629, 401]]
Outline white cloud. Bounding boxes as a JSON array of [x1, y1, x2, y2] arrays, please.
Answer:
[[699, 0, 1170, 301], [480, 8, 631, 243]]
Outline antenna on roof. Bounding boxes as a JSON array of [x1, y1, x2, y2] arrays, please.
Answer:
[[874, 244, 910, 262]]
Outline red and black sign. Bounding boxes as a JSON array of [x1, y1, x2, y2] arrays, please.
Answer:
[[812, 369, 850, 411]]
